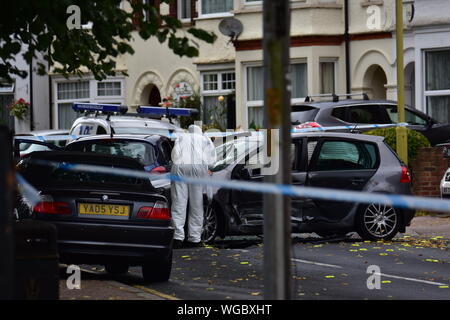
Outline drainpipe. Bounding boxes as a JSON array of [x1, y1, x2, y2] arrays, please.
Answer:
[[29, 56, 34, 131], [48, 49, 53, 129], [344, 0, 351, 98]]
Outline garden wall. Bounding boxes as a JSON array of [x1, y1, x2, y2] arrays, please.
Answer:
[[410, 146, 450, 197]]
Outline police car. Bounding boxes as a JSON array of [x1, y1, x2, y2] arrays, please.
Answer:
[[68, 103, 196, 139]]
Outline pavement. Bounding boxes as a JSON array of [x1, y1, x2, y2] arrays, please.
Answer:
[[58, 214, 450, 300]]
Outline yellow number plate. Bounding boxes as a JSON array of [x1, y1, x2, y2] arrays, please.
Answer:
[[78, 203, 130, 217]]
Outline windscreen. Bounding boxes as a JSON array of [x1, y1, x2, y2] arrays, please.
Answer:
[[66, 140, 158, 166], [291, 106, 319, 124]]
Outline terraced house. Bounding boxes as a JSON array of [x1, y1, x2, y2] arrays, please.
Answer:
[[10, 0, 448, 132]]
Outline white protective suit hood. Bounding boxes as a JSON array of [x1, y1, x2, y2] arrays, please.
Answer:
[[171, 124, 216, 168]]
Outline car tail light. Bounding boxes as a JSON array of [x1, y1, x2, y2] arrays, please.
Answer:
[[150, 166, 167, 174], [33, 201, 72, 215], [294, 121, 322, 129], [137, 201, 170, 220], [400, 166, 411, 184]]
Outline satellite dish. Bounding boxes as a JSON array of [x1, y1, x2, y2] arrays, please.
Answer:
[[219, 17, 243, 42]]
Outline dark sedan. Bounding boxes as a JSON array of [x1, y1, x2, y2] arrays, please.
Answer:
[[17, 151, 174, 283], [202, 132, 415, 242], [291, 97, 450, 146]]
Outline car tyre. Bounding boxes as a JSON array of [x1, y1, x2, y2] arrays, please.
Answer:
[[356, 203, 400, 241], [105, 264, 129, 275], [142, 251, 173, 283], [202, 203, 221, 244]]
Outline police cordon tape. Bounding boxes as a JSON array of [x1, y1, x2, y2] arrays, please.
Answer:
[[291, 122, 409, 133], [14, 122, 409, 142], [15, 158, 450, 214]]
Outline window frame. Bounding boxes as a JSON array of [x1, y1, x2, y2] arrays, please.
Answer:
[[423, 48, 450, 119], [198, 0, 234, 19], [201, 70, 236, 96], [319, 58, 338, 95], [97, 81, 122, 98], [53, 77, 125, 130], [308, 137, 380, 172], [178, 0, 192, 23]]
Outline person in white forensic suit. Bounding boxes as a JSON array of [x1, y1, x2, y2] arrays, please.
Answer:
[[171, 124, 216, 248]]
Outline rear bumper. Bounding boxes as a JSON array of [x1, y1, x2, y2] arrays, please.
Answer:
[[47, 220, 173, 265]]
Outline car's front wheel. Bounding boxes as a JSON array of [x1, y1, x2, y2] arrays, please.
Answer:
[[142, 251, 172, 283], [356, 203, 400, 241]]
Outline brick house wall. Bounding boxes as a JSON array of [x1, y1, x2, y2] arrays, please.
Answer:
[[410, 146, 450, 197]]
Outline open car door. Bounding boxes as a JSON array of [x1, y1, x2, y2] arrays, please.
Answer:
[[13, 138, 64, 161]]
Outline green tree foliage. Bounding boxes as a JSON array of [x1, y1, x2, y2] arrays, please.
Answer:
[[0, 0, 216, 81], [365, 127, 431, 162]]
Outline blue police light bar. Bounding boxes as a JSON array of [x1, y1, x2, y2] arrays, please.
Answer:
[[137, 106, 198, 117], [72, 103, 128, 115]]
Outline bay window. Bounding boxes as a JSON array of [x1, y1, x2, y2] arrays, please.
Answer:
[[425, 49, 450, 122]]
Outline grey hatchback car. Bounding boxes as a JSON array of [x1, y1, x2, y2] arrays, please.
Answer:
[[204, 131, 415, 242]]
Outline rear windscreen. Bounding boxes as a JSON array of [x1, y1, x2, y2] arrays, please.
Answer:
[[291, 106, 319, 124], [18, 159, 150, 190], [66, 140, 157, 166]]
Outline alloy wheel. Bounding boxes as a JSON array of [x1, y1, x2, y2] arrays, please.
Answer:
[[202, 204, 218, 243], [363, 203, 398, 238]]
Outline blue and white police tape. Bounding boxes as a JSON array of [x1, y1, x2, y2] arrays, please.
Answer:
[[291, 122, 409, 133], [13, 132, 248, 142], [14, 135, 84, 142], [15, 159, 450, 214], [13, 123, 410, 143]]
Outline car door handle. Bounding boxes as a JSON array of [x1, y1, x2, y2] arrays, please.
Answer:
[[351, 178, 365, 184]]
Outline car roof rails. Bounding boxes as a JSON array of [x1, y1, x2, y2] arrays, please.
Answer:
[[137, 106, 199, 124], [72, 103, 128, 121], [304, 93, 369, 103]]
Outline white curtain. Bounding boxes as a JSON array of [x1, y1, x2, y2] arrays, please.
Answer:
[[427, 96, 450, 123], [57, 81, 89, 100], [202, 0, 233, 14], [58, 103, 79, 129], [247, 66, 264, 101], [180, 0, 191, 19], [320, 62, 335, 94], [291, 63, 308, 98], [426, 50, 450, 91], [248, 106, 263, 129]]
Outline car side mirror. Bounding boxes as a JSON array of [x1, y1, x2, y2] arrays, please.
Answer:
[[426, 116, 433, 128]]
